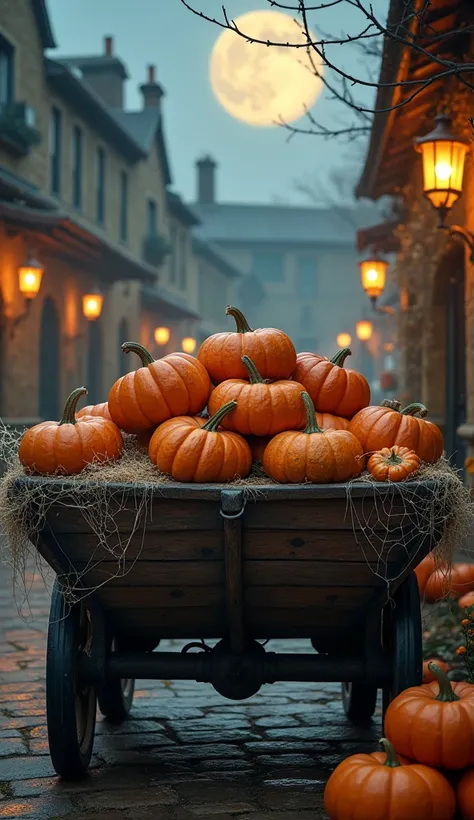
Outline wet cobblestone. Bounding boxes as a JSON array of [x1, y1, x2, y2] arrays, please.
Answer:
[[0, 562, 382, 818]]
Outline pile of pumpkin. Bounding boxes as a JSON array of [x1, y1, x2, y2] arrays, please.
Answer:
[[18, 307, 444, 481], [324, 662, 474, 820]]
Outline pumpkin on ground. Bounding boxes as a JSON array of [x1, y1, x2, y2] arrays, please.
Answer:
[[148, 401, 252, 483], [415, 553, 437, 595], [349, 399, 443, 464], [367, 445, 421, 482], [459, 591, 474, 609], [108, 342, 211, 433], [450, 563, 474, 596], [76, 401, 112, 421], [421, 562, 474, 602], [262, 391, 364, 484], [197, 305, 296, 383], [457, 767, 474, 820], [208, 356, 306, 436], [292, 348, 370, 419], [423, 659, 450, 683], [324, 737, 455, 820], [19, 387, 123, 476], [384, 662, 474, 770]]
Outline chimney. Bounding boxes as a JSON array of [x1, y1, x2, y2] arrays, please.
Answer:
[[77, 35, 129, 109], [139, 64, 164, 109], [196, 155, 217, 205]]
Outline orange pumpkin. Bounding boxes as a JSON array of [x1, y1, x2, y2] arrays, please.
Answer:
[[197, 305, 296, 383], [450, 563, 474, 596], [19, 387, 123, 476], [349, 399, 443, 464], [108, 342, 211, 433], [367, 445, 421, 482], [207, 356, 306, 436], [262, 392, 364, 484], [459, 591, 474, 609], [324, 737, 455, 820], [415, 553, 437, 595], [76, 401, 112, 421], [422, 563, 474, 602], [457, 767, 474, 820], [384, 662, 474, 770], [148, 401, 252, 482], [292, 348, 370, 418], [423, 659, 450, 683]]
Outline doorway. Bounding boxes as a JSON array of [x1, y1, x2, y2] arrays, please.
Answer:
[[39, 297, 60, 420]]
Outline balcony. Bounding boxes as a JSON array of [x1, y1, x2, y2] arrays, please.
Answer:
[[0, 103, 41, 157], [142, 233, 171, 268]]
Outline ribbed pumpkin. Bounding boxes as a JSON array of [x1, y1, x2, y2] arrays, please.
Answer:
[[262, 392, 364, 484], [324, 738, 455, 820], [207, 356, 306, 436], [76, 402, 112, 421], [459, 591, 474, 609], [457, 768, 474, 820], [423, 659, 450, 683], [292, 348, 370, 418], [415, 553, 438, 595], [197, 305, 296, 383], [349, 399, 443, 464], [108, 342, 211, 433], [148, 401, 252, 482], [19, 387, 123, 476], [367, 446, 421, 482], [384, 662, 474, 770]]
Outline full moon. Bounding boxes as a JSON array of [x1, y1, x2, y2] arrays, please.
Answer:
[[209, 10, 324, 128]]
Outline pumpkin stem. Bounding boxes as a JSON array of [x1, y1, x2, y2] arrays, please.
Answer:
[[330, 348, 352, 367], [429, 662, 460, 701], [121, 342, 154, 366], [401, 402, 428, 418], [241, 355, 265, 384], [202, 401, 237, 432], [379, 738, 402, 768], [301, 391, 324, 434], [386, 448, 403, 465], [60, 387, 88, 425], [226, 306, 253, 334], [382, 399, 402, 411]]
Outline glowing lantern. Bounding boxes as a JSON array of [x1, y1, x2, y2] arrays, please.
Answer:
[[181, 336, 197, 354], [18, 253, 44, 299], [82, 289, 104, 321], [359, 259, 387, 302], [415, 114, 469, 216], [356, 320, 373, 341], [154, 326, 171, 346], [336, 332, 351, 348]]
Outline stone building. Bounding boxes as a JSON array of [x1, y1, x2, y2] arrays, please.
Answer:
[[355, 0, 473, 474]]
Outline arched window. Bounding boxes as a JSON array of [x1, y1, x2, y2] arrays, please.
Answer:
[[86, 320, 103, 404], [118, 318, 129, 377], [39, 297, 60, 419]]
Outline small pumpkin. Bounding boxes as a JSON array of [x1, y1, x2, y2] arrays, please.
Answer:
[[450, 563, 474, 596], [457, 767, 474, 820], [292, 348, 370, 418], [76, 401, 112, 421], [384, 662, 474, 770], [108, 342, 211, 433], [415, 553, 438, 595], [349, 399, 443, 464], [262, 392, 364, 484], [324, 737, 455, 820], [19, 387, 123, 476], [208, 356, 306, 436], [197, 305, 296, 383], [367, 445, 421, 482], [459, 591, 474, 609], [423, 659, 450, 683], [148, 401, 252, 482], [423, 563, 474, 602]]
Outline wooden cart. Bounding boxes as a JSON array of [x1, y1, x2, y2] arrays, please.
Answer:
[[13, 477, 439, 780]]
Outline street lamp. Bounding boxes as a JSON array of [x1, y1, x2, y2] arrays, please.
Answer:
[[82, 288, 104, 321], [415, 113, 473, 260], [18, 252, 44, 299], [356, 320, 373, 341], [336, 332, 351, 348], [359, 259, 387, 305], [154, 326, 171, 346], [181, 336, 197, 354]]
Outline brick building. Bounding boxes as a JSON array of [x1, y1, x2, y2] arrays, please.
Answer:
[[355, 0, 473, 474]]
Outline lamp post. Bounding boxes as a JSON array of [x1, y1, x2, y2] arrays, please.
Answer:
[[415, 113, 473, 260]]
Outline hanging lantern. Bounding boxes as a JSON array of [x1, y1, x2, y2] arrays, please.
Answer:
[[154, 326, 171, 346], [82, 289, 104, 321], [181, 336, 197, 354], [356, 320, 373, 341], [359, 259, 387, 302], [18, 253, 44, 300], [414, 114, 469, 216], [336, 332, 351, 348]]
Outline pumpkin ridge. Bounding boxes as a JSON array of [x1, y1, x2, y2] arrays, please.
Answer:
[[173, 427, 207, 481], [133, 369, 161, 426], [147, 361, 177, 417], [196, 429, 222, 482]]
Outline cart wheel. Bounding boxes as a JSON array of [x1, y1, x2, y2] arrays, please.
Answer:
[[382, 571, 422, 722], [98, 637, 135, 722], [341, 682, 377, 723], [46, 581, 96, 779]]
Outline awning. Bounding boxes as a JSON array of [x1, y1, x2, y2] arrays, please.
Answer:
[[141, 285, 200, 320], [356, 220, 400, 254]]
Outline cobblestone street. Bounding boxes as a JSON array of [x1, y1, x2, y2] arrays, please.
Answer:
[[0, 562, 381, 819]]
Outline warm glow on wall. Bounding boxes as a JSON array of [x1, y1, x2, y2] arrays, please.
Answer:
[[154, 326, 171, 346], [356, 320, 373, 341], [82, 290, 104, 321], [18, 253, 44, 299], [181, 336, 197, 354], [336, 332, 351, 348]]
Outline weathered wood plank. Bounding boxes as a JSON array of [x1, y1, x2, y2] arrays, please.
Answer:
[[243, 529, 412, 562], [43, 500, 222, 533], [73, 561, 224, 587], [244, 499, 408, 531], [110, 607, 227, 639]]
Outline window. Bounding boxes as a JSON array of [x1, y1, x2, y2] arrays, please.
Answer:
[[170, 225, 177, 284], [72, 125, 82, 209], [120, 171, 128, 241], [251, 250, 285, 282], [96, 147, 106, 225], [296, 256, 317, 298], [0, 35, 14, 109], [49, 107, 61, 196], [147, 198, 157, 236]]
